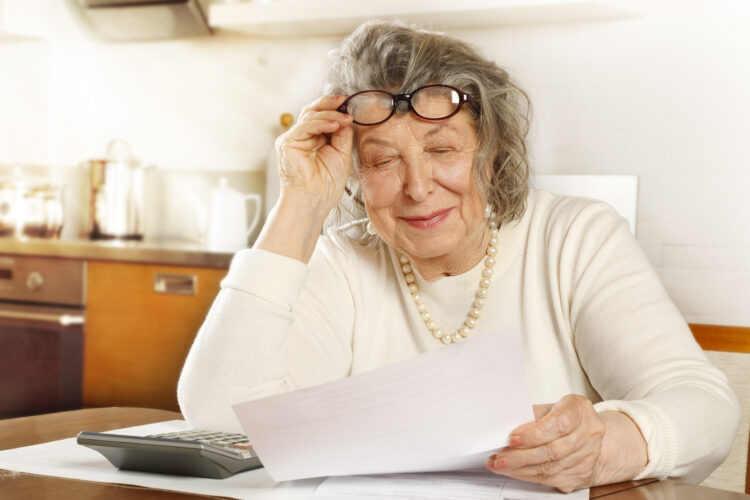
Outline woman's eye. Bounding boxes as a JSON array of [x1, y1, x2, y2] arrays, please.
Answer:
[[428, 148, 454, 156], [372, 157, 397, 167]]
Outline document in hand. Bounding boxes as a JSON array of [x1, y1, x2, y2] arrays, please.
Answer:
[[232, 328, 534, 482]]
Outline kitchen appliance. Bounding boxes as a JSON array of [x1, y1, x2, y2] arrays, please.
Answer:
[[0, 171, 65, 239], [83, 140, 155, 241], [0, 255, 85, 419], [66, 0, 211, 42]]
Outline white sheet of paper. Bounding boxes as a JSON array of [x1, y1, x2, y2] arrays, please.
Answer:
[[313, 471, 589, 500], [232, 328, 534, 482]]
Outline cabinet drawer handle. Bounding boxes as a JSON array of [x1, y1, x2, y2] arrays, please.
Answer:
[[153, 273, 197, 296]]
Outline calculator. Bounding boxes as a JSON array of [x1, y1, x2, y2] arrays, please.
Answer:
[[77, 429, 264, 479]]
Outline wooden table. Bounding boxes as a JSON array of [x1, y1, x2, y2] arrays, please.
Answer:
[[0, 407, 747, 499]]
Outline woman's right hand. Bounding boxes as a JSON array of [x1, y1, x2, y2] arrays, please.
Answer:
[[275, 95, 354, 216], [254, 95, 354, 263]]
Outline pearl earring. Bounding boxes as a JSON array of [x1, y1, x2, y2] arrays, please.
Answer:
[[366, 220, 377, 235], [484, 203, 492, 219]]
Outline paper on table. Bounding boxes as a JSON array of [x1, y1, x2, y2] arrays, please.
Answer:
[[232, 328, 534, 482], [0, 420, 321, 500], [313, 471, 589, 500]]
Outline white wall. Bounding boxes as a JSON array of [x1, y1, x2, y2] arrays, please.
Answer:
[[453, 0, 750, 326], [0, 0, 748, 326]]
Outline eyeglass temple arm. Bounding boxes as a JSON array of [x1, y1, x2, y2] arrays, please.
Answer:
[[464, 93, 480, 112]]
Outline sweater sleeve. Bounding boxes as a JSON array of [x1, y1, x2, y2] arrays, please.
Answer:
[[177, 240, 356, 433], [550, 198, 740, 483]]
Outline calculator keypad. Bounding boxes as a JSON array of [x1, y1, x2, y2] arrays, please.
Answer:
[[147, 430, 257, 458]]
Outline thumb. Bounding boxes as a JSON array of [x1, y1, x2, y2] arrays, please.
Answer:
[[329, 119, 353, 159]]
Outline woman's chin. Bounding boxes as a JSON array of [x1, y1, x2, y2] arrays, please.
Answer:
[[399, 239, 460, 263]]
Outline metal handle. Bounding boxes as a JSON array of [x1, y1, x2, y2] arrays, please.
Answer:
[[244, 194, 262, 239], [153, 273, 197, 296], [0, 309, 85, 326]]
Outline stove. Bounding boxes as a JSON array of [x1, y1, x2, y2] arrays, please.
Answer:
[[0, 255, 85, 418]]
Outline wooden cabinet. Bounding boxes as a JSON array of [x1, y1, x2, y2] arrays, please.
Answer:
[[83, 261, 226, 411]]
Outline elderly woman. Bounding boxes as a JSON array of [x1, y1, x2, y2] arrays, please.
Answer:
[[178, 21, 740, 492]]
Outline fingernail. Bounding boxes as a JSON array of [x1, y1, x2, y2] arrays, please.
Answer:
[[509, 434, 522, 447], [486, 454, 508, 469]]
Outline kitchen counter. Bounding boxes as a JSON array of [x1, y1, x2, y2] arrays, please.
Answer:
[[0, 237, 233, 268]]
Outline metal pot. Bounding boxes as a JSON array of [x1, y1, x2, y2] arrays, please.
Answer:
[[0, 172, 64, 239], [83, 140, 155, 241]]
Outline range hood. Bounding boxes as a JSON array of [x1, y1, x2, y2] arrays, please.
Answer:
[[68, 0, 212, 41]]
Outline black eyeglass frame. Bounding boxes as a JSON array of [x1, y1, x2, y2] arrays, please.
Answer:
[[336, 84, 478, 126]]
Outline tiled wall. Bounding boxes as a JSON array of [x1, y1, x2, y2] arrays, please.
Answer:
[[1, 0, 749, 325]]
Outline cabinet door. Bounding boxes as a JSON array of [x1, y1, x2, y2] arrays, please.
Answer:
[[84, 261, 225, 411]]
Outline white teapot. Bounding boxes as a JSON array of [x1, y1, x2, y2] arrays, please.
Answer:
[[196, 177, 262, 253]]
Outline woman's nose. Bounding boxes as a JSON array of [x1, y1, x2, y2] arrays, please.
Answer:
[[402, 158, 435, 202]]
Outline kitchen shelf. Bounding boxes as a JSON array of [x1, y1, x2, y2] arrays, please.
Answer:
[[207, 0, 638, 37]]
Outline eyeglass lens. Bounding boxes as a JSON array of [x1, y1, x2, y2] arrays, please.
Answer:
[[346, 85, 464, 125]]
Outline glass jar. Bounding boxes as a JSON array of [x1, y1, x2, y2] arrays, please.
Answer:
[[0, 173, 64, 239]]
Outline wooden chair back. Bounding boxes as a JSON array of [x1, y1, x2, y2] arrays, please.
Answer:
[[689, 323, 750, 494]]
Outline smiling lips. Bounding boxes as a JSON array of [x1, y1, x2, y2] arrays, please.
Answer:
[[400, 207, 454, 229]]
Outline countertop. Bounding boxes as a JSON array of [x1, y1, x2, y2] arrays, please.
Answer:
[[0, 237, 234, 269]]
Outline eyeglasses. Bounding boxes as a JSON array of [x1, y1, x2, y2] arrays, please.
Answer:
[[337, 84, 477, 126]]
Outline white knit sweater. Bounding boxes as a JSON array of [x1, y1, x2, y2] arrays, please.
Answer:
[[178, 189, 739, 484]]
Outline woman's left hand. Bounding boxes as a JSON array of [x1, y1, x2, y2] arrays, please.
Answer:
[[485, 394, 647, 493]]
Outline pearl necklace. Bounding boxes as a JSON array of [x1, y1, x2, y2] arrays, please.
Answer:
[[398, 216, 499, 345]]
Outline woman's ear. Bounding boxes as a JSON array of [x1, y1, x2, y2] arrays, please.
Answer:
[[482, 159, 493, 198], [481, 159, 502, 217], [484, 160, 492, 181]]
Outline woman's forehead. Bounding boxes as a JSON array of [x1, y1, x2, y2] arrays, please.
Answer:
[[356, 115, 476, 149]]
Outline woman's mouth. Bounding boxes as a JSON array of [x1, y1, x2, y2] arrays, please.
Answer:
[[400, 207, 454, 230]]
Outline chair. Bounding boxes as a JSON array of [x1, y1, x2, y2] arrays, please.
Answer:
[[689, 323, 750, 494]]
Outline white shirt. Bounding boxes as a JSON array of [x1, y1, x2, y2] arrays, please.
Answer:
[[178, 189, 740, 483]]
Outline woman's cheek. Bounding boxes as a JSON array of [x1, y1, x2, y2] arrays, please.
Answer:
[[434, 160, 475, 191], [360, 170, 402, 208]]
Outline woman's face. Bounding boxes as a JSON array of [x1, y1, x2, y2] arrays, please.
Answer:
[[356, 110, 487, 273]]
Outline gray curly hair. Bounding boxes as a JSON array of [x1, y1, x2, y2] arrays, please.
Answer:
[[324, 20, 531, 245]]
